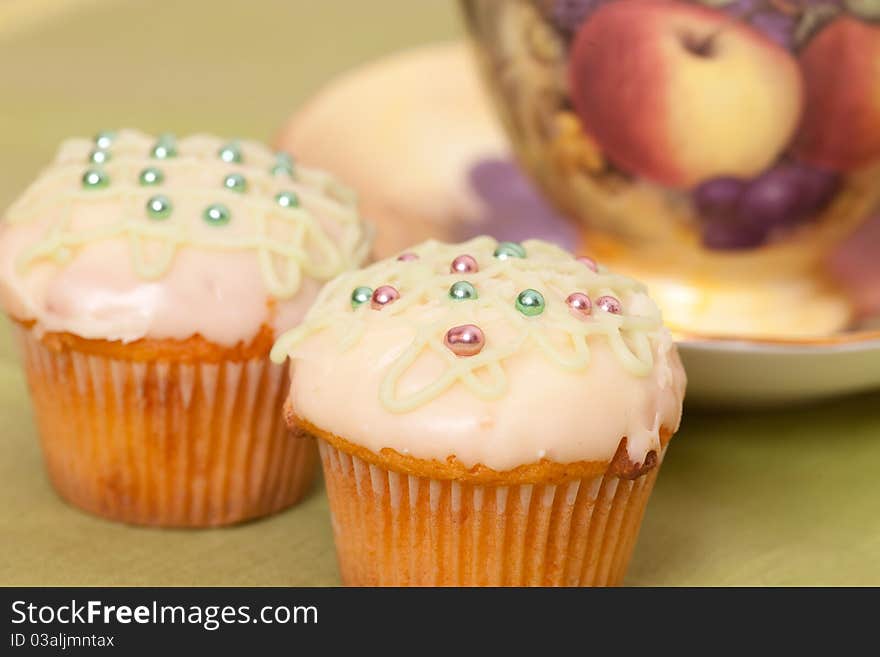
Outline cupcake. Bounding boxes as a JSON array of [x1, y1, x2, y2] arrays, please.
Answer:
[[0, 129, 372, 526], [271, 236, 685, 586]]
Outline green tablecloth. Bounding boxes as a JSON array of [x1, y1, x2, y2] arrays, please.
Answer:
[[1, 0, 878, 586]]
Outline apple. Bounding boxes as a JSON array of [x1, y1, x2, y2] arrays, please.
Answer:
[[795, 17, 880, 172], [568, 0, 804, 189]]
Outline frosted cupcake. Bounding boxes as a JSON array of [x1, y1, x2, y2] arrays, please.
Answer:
[[271, 236, 685, 586], [0, 129, 372, 526]]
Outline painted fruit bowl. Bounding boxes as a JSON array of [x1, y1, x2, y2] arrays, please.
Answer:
[[460, 0, 880, 339]]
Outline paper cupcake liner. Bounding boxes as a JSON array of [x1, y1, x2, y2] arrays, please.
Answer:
[[15, 325, 317, 527], [318, 440, 662, 586]]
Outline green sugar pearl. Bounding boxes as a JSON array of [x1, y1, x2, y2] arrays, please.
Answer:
[[223, 173, 247, 193], [203, 203, 231, 226], [139, 167, 164, 186], [515, 289, 545, 316], [449, 281, 477, 301], [151, 134, 177, 159], [351, 286, 373, 308], [81, 168, 109, 189], [94, 130, 116, 150], [270, 152, 294, 177], [146, 195, 172, 220], [494, 241, 527, 260], [89, 149, 111, 165], [275, 191, 299, 208], [218, 142, 242, 164]]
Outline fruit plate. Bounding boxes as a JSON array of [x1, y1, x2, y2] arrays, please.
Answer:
[[275, 41, 880, 407]]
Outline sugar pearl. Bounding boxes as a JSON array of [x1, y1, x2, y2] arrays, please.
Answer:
[[577, 256, 598, 272], [566, 292, 592, 317], [516, 289, 545, 316], [494, 241, 527, 260], [94, 131, 116, 150], [596, 295, 622, 314], [203, 203, 231, 226], [223, 173, 247, 193], [444, 324, 485, 357], [351, 286, 372, 308], [371, 285, 400, 309], [450, 254, 478, 274], [146, 195, 172, 220], [218, 142, 242, 164], [275, 191, 299, 208], [139, 167, 164, 186], [89, 149, 110, 165], [81, 169, 109, 189], [151, 134, 177, 159], [449, 281, 477, 301]]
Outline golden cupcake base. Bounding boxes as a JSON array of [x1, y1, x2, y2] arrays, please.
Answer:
[[295, 413, 674, 587], [14, 323, 317, 527], [319, 440, 660, 586]]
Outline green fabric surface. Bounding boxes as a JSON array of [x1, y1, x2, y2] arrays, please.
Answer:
[[1, 0, 878, 586]]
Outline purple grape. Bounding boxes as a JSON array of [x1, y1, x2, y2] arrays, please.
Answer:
[[701, 217, 767, 250], [694, 161, 840, 250], [694, 177, 746, 221], [737, 163, 841, 229], [720, 0, 764, 18], [544, 0, 606, 34], [715, 0, 807, 51], [693, 176, 761, 251], [693, 161, 841, 250], [749, 11, 797, 49], [738, 165, 806, 227]]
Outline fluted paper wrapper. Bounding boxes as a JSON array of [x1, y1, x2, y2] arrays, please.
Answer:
[[15, 326, 316, 527], [318, 440, 662, 586]]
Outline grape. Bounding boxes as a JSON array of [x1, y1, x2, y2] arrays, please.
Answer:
[[738, 165, 806, 227], [543, 0, 606, 34], [694, 162, 840, 250], [750, 11, 797, 49], [701, 217, 767, 250], [695, 176, 766, 250], [694, 177, 746, 220], [712, 0, 804, 51], [738, 163, 841, 228], [719, 0, 764, 17]]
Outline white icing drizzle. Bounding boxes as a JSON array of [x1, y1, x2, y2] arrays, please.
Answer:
[[272, 236, 662, 413]]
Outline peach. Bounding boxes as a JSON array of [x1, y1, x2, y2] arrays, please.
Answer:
[[569, 0, 803, 188], [795, 17, 880, 172]]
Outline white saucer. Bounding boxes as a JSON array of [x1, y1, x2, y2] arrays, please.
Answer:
[[678, 334, 880, 406], [276, 42, 880, 407]]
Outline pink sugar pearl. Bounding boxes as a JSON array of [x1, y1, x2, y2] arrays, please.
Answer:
[[371, 285, 400, 309], [450, 254, 479, 274], [444, 324, 485, 357], [577, 255, 598, 272], [397, 252, 419, 262], [566, 292, 592, 317], [596, 295, 622, 314]]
